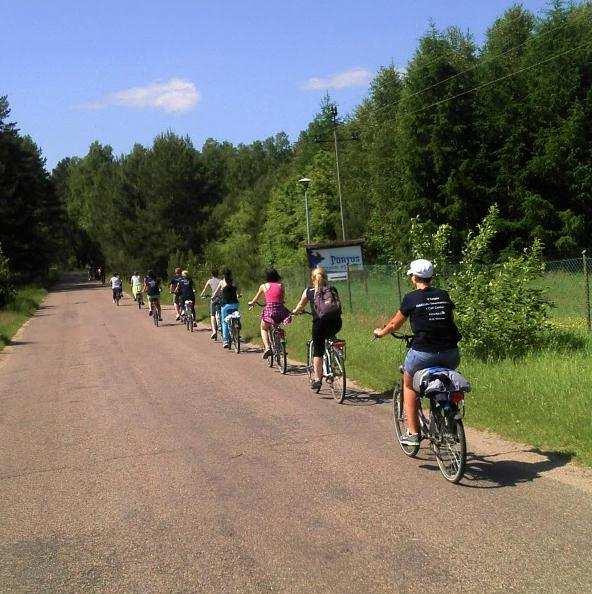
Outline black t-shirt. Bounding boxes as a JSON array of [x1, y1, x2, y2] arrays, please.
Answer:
[[221, 283, 239, 305], [400, 287, 460, 352], [177, 278, 195, 300], [170, 275, 183, 292]]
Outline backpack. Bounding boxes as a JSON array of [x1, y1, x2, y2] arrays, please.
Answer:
[[313, 286, 342, 319]]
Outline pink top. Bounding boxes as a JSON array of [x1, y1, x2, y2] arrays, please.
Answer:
[[264, 282, 284, 304]]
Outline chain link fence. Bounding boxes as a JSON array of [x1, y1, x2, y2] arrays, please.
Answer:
[[238, 254, 592, 330]]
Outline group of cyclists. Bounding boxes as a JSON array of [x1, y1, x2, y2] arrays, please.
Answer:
[[102, 258, 461, 448]]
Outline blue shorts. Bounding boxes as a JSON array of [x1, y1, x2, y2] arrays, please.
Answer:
[[403, 348, 460, 378]]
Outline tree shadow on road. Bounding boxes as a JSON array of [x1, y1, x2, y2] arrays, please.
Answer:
[[418, 448, 573, 488]]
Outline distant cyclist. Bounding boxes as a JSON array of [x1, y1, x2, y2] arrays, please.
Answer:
[[200, 269, 221, 339], [212, 268, 239, 349], [248, 267, 291, 359], [177, 270, 196, 323], [170, 267, 184, 321], [292, 267, 342, 391], [373, 259, 461, 446], [130, 271, 143, 301], [110, 273, 123, 304], [144, 270, 162, 321]]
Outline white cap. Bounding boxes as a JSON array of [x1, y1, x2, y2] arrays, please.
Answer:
[[406, 259, 434, 279]]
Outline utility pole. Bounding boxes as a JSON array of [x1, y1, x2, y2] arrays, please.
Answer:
[[298, 178, 311, 244], [330, 105, 346, 242]]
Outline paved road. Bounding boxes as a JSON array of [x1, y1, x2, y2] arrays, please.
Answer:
[[1, 276, 591, 593]]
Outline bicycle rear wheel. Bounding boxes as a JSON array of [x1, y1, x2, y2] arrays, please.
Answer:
[[328, 350, 346, 403], [392, 384, 420, 457], [154, 311, 159, 327], [232, 321, 241, 354], [278, 340, 288, 374], [432, 411, 466, 483]]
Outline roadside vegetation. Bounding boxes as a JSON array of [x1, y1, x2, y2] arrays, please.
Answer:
[[0, 286, 47, 349]]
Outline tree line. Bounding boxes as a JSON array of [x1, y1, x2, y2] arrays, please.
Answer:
[[1, 1, 591, 291]]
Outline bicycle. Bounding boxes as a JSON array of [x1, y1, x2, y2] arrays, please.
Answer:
[[249, 302, 288, 374], [301, 312, 346, 403], [113, 288, 122, 306], [148, 299, 160, 327], [224, 310, 241, 353], [202, 296, 222, 342], [135, 289, 144, 309], [181, 300, 195, 332], [382, 333, 469, 483]]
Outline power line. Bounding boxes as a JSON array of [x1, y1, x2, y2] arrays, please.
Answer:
[[366, 4, 591, 119], [402, 39, 592, 117], [402, 8, 589, 104]]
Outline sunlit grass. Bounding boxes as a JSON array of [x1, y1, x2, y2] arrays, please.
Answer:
[[0, 286, 47, 348]]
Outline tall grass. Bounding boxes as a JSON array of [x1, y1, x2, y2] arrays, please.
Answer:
[[0, 286, 47, 348]]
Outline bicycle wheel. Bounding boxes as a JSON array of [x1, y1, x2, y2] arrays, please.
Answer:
[[279, 340, 288, 374], [392, 384, 420, 457], [232, 321, 241, 354], [432, 410, 466, 483], [328, 350, 346, 403], [154, 310, 159, 327]]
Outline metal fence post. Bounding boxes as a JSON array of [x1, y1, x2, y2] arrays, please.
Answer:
[[583, 250, 591, 331], [346, 263, 353, 312]]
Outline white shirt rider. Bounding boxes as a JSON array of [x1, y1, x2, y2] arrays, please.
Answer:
[[130, 274, 142, 288], [110, 276, 122, 289]]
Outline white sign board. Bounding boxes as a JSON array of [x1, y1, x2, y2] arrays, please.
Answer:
[[306, 244, 363, 281]]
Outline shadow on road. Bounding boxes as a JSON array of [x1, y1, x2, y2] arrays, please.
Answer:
[[418, 448, 573, 488]]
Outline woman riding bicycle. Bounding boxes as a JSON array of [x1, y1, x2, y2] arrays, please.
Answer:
[[200, 269, 221, 339], [144, 270, 162, 321], [212, 268, 239, 349], [373, 259, 461, 446], [292, 267, 342, 391], [248, 267, 292, 360]]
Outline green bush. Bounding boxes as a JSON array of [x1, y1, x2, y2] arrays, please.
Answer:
[[410, 205, 576, 360], [0, 243, 15, 308]]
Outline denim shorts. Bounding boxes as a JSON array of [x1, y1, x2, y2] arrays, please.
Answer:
[[403, 348, 460, 377]]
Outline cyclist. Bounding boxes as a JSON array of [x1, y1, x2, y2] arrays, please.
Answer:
[[292, 267, 342, 391], [248, 267, 291, 359], [130, 271, 143, 301], [177, 270, 196, 324], [144, 270, 162, 320], [373, 259, 461, 446], [109, 273, 123, 304], [169, 267, 184, 321], [200, 269, 221, 339], [212, 268, 239, 349], [98, 266, 106, 285]]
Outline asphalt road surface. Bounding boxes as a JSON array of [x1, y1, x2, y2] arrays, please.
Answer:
[[1, 275, 591, 593]]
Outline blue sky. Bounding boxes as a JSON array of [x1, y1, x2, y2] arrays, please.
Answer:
[[2, 0, 550, 169]]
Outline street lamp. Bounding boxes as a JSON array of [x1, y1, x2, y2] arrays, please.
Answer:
[[298, 177, 311, 244]]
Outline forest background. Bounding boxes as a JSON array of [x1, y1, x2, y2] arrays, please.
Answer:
[[2, 1, 591, 289]]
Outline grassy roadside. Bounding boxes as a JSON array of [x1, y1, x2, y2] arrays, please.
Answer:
[[0, 286, 47, 350], [237, 280, 592, 467]]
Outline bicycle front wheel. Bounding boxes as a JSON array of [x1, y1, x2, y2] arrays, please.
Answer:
[[433, 412, 466, 483], [328, 350, 346, 404], [392, 384, 420, 457]]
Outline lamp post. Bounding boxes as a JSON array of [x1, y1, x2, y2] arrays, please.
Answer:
[[298, 177, 311, 244]]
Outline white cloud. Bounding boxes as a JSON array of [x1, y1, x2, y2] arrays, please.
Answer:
[[79, 78, 200, 113], [302, 67, 373, 91]]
